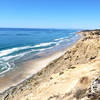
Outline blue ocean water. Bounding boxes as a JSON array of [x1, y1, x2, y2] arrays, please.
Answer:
[[0, 28, 79, 74]]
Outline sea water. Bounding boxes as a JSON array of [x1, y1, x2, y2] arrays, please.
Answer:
[[0, 28, 79, 74]]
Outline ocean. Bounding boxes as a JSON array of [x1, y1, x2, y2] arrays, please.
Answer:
[[0, 28, 79, 75]]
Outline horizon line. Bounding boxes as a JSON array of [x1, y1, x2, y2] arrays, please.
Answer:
[[0, 27, 86, 30]]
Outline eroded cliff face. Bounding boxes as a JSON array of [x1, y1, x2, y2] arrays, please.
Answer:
[[1, 30, 100, 100]]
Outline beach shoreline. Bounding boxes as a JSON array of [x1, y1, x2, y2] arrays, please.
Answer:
[[0, 49, 66, 93], [0, 33, 80, 95]]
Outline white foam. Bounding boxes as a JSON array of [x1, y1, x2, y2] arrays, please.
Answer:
[[33, 42, 56, 48], [1, 54, 24, 61], [0, 46, 33, 57], [54, 32, 75, 42], [55, 37, 70, 46], [55, 36, 69, 41], [0, 62, 12, 75], [38, 47, 53, 52]]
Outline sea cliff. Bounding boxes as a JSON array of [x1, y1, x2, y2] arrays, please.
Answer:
[[1, 30, 100, 100]]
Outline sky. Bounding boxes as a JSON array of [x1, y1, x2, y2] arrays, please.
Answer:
[[0, 0, 100, 29]]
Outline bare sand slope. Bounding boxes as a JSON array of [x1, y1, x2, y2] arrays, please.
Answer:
[[15, 58, 100, 100]]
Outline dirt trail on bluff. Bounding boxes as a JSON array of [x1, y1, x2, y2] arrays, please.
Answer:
[[1, 30, 100, 100]]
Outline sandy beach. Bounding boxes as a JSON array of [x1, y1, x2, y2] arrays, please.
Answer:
[[0, 48, 67, 93]]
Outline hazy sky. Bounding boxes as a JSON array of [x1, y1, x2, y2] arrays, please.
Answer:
[[0, 0, 100, 29]]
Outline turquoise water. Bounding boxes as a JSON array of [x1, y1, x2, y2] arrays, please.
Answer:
[[0, 28, 79, 74]]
